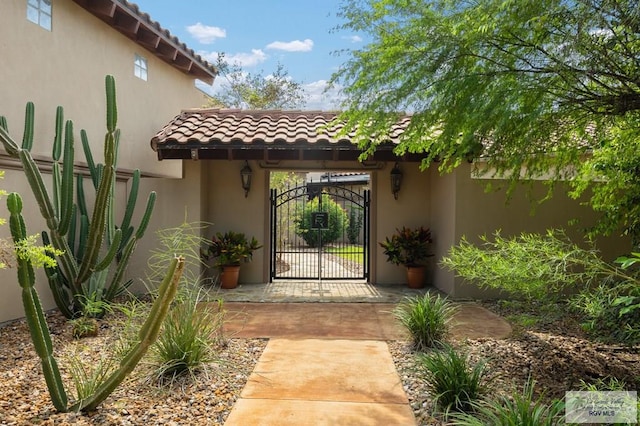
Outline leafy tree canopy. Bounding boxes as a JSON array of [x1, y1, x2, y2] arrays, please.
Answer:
[[331, 0, 640, 242], [209, 53, 307, 110]]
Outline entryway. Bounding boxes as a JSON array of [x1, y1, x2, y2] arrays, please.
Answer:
[[269, 172, 371, 281]]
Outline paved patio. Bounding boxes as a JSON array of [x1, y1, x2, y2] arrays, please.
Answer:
[[214, 285, 511, 425]]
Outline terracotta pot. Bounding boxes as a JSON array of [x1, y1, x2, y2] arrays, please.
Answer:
[[406, 265, 426, 289], [220, 265, 241, 289]]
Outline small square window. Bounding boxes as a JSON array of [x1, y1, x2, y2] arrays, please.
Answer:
[[134, 54, 148, 81], [27, 0, 52, 31]]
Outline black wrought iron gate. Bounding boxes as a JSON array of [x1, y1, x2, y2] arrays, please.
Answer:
[[270, 184, 370, 280]]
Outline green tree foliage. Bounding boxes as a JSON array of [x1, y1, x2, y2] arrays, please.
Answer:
[[296, 194, 348, 247], [332, 0, 640, 242], [346, 207, 363, 244], [209, 54, 307, 109]]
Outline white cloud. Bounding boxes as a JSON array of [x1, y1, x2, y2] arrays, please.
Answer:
[[198, 49, 268, 68], [226, 49, 268, 67], [186, 22, 226, 44], [343, 35, 363, 43], [303, 80, 344, 111], [266, 39, 314, 52]]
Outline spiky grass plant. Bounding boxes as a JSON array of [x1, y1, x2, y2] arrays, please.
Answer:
[[447, 380, 564, 425], [150, 290, 224, 384], [393, 294, 457, 351], [67, 354, 116, 403], [419, 345, 489, 414]]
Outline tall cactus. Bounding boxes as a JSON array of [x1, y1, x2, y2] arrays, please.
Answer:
[[8, 191, 183, 412], [0, 75, 156, 318]]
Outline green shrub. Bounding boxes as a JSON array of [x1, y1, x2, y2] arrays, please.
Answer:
[[441, 230, 638, 301], [569, 281, 640, 345], [151, 291, 224, 384], [419, 345, 489, 414], [448, 380, 564, 425], [393, 294, 457, 351], [346, 207, 363, 244], [295, 193, 348, 247]]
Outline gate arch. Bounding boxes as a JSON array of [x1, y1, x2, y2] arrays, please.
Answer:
[[270, 183, 370, 280]]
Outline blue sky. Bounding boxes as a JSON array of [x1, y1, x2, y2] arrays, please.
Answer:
[[132, 1, 364, 110]]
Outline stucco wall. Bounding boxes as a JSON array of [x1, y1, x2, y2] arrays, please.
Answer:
[[374, 162, 432, 284], [435, 164, 631, 299], [205, 160, 269, 284], [0, 0, 206, 178], [0, 1, 209, 323]]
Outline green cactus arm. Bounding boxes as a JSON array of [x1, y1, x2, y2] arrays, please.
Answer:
[[72, 256, 183, 413], [18, 150, 59, 231], [21, 102, 35, 151], [76, 174, 88, 218], [42, 265, 74, 319], [113, 129, 121, 169], [106, 177, 115, 247], [41, 232, 74, 318], [57, 120, 75, 236], [77, 213, 89, 266], [95, 228, 121, 272], [76, 162, 113, 285], [7, 193, 69, 412], [52, 163, 62, 219], [104, 236, 136, 301], [123, 255, 183, 360], [80, 130, 98, 189], [105, 75, 117, 133], [66, 206, 77, 257], [0, 118, 20, 156], [135, 191, 156, 239], [52, 106, 63, 161], [119, 170, 140, 242]]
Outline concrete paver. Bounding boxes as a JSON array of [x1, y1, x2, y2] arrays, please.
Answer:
[[219, 284, 511, 425], [223, 303, 407, 340], [224, 339, 415, 426]]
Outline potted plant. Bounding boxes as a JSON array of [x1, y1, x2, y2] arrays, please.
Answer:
[[380, 226, 433, 288], [203, 231, 262, 289]]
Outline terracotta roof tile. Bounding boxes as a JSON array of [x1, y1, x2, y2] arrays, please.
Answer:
[[151, 109, 412, 150]]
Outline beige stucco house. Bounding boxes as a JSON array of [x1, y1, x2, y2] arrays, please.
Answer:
[[0, 1, 629, 324]]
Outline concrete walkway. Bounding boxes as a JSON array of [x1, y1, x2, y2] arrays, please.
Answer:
[[221, 301, 511, 425]]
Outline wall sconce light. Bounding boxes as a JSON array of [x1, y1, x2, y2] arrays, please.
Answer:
[[390, 162, 402, 200], [240, 161, 252, 198]]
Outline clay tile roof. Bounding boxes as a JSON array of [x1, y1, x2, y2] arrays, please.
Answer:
[[151, 109, 411, 148], [72, 0, 216, 84]]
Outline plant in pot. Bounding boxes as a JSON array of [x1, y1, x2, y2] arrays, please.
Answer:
[[380, 226, 433, 288], [203, 231, 262, 289]]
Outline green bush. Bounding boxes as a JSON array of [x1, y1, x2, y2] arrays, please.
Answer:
[[448, 380, 564, 426], [568, 272, 640, 345], [295, 193, 348, 247], [346, 207, 363, 244], [151, 292, 223, 384], [419, 345, 489, 414], [441, 230, 634, 300], [393, 294, 457, 351]]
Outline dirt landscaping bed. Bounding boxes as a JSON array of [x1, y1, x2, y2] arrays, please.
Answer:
[[1, 301, 638, 425]]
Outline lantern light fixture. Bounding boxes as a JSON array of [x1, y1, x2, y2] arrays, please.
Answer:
[[240, 160, 252, 198], [390, 162, 402, 200]]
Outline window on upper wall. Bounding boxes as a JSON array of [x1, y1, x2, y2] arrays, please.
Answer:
[[27, 0, 52, 31], [134, 54, 148, 81]]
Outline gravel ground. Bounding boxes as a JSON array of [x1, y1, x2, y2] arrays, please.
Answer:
[[391, 300, 640, 425], [2, 301, 639, 425], [0, 310, 267, 426]]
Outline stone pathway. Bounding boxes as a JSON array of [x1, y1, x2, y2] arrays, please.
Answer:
[[220, 300, 511, 425]]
